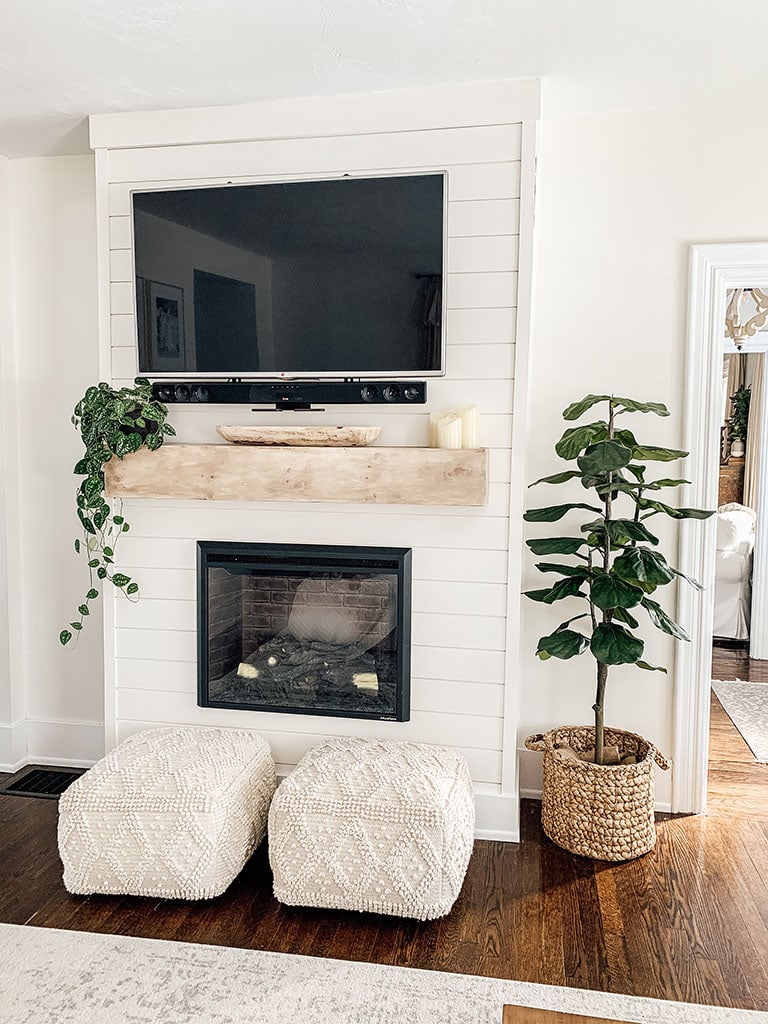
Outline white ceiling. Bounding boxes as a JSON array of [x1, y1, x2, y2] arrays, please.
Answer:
[[1, 0, 766, 158]]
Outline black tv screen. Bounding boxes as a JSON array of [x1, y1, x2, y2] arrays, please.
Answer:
[[131, 173, 445, 378]]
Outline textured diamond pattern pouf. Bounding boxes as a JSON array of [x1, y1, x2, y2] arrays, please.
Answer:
[[58, 726, 276, 899], [268, 737, 475, 920]]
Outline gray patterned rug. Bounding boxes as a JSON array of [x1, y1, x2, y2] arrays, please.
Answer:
[[712, 678, 768, 763], [1, 923, 764, 1023]]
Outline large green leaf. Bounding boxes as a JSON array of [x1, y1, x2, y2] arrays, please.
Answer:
[[590, 622, 644, 665], [524, 577, 587, 604], [529, 470, 583, 486], [636, 660, 668, 673], [631, 445, 688, 462], [641, 597, 690, 641], [526, 537, 587, 556], [524, 502, 601, 523], [606, 519, 659, 546], [670, 566, 704, 591], [555, 422, 608, 459], [613, 397, 670, 417], [577, 440, 633, 475], [612, 547, 675, 589], [562, 395, 611, 421], [536, 629, 589, 660], [612, 606, 640, 629], [589, 574, 644, 611], [676, 507, 716, 520], [534, 562, 592, 578]]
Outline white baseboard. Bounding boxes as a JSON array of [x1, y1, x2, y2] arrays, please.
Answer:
[[0, 718, 104, 772]]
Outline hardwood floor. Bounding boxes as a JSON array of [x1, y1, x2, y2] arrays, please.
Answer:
[[3, 780, 768, 1011], [709, 642, 768, 818]]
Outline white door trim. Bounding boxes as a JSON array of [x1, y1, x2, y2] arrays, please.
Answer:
[[673, 241, 768, 813]]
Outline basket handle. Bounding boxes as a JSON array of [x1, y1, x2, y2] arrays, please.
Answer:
[[524, 733, 551, 753], [651, 746, 671, 771]]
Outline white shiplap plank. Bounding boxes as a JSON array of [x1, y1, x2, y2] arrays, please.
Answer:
[[109, 249, 132, 282], [446, 344, 514, 380], [410, 644, 505, 684], [447, 162, 521, 202], [112, 346, 138, 380], [107, 124, 522, 184], [448, 235, 519, 274], [110, 281, 134, 315], [117, 505, 510, 550], [446, 307, 516, 345], [448, 200, 520, 238], [447, 272, 517, 310], [411, 547, 509, 586], [115, 688, 503, 752], [109, 216, 131, 249], [111, 314, 136, 348]]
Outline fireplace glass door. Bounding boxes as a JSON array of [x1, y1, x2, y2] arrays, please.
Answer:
[[197, 542, 411, 721]]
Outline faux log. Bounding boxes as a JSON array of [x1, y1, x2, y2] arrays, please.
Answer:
[[103, 444, 489, 507]]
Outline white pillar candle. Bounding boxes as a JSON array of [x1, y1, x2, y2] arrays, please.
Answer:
[[429, 410, 449, 447], [437, 413, 462, 449], [457, 404, 480, 449]]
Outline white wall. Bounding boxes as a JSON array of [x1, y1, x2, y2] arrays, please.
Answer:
[[7, 155, 104, 765], [519, 104, 768, 807]]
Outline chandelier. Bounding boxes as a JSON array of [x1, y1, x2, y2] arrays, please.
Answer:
[[725, 287, 768, 349]]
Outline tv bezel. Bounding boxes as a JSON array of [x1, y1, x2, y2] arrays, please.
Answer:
[[129, 170, 448, 381]]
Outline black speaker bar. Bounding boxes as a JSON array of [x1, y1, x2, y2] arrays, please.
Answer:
[[152, 380, 427, 409]]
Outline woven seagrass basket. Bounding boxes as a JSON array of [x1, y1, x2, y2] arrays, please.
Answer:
[[525, 726, 670, 862]]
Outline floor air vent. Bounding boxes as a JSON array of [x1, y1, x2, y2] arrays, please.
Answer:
[[1, 766, 85, 799]]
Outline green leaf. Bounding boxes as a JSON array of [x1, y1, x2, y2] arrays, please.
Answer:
[[645, 478, 690, 490], [112, 515, 124, 525], [641, 597, 690, 641], [86, 589, 99, 600], [126, 582, 139, 595], [606, 519, 659, 546], [589, 574, 644, 611], [121, 522, 130, 532], [59, 630, 72, 646], [524, 502, 602, 523], [74, 539, 81, 553], [577, 440, 633, 475], [534, 562, 592, 577], [88, 558, 100, 568], [111, 573, 131, 587], [637, 660, 668, 673], [555, 422, 608, 459], [631, 445, 688, 462], [97, 567, 107, 580], [526, 537, 587, 556], [562, 395, 611, 421], [70, 622, 83, 631], [670, 566, 704, 591], [612, 606, 640, 629], [612, 547, 675, 589], [612, 397, 670, 417], [524, 577, 587, 604], [103, 546, 114, 557], [590, 622, 644, 665], [529, 470, 583, 486], [536, 629, 589, 660], [676, 507, 716, 520], [78, 604, 90, 616]]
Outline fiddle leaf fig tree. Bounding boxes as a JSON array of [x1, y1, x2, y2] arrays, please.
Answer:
[[60, 378, 175, 646], [524, 395, 714, 764]]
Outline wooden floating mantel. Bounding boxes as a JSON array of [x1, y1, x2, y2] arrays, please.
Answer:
[[104, 444, 489, 507]]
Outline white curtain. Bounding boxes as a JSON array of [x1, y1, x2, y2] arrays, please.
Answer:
[[744, 352, 764, 511]]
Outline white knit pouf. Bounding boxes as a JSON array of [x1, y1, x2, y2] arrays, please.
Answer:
[[268, 737, 475, 920], [58, 726, 276, 899]]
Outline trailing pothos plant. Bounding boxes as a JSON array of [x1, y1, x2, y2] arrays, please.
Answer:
[[60, 378, 175, 646], [523, 394, 714, 765]]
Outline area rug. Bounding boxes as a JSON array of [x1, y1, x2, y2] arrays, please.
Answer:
[[712, 678, 768, 762], [0, 923, 763, 1023]]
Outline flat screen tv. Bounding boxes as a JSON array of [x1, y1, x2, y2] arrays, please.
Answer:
[[131, 172, 446, 379]]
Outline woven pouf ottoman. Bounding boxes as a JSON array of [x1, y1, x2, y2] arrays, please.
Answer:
[[268, 737, 475, 920], [58, 726, 276, 899]]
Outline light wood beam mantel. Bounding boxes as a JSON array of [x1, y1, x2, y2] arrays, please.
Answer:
[[104, 443, 489, 507]]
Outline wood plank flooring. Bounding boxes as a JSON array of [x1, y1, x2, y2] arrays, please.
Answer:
[[3, 782, 768, 1011], [1, 646, 766, 1013], [709, 643, 768, 818]]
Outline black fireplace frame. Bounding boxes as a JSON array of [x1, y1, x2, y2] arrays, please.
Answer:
[[196, 541, 412, 721]]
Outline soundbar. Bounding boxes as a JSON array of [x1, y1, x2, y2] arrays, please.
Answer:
[[151, 380, 427, 409]]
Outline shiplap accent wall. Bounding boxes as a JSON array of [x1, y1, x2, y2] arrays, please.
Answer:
[[91, 80, 539, 841]]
